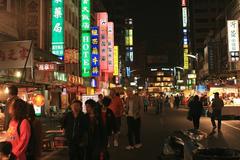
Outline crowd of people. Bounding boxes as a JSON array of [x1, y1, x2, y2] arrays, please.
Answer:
[[143, 94, 181, 114], [0, 85, 145, 160], [61, 88, 143, 160]]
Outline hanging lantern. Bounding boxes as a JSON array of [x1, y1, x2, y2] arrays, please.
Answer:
[[33, 94, 45, 107]]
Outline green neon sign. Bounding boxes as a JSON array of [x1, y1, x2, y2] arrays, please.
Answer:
[[81, 33, 91, 77], [81, 0, 91, 31], [52, 0, 64, 57]]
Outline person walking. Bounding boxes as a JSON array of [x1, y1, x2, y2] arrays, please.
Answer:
[[62, 100, 88, 160], [101, 97, 116, 149], [188, 95, 203, 130], [211, 92, 224, 131], [125, 89, 144, 150], [143, 97, 149, 113], [174, 94, 181, 109], [170, 95, 174, 109], [85, 99, 104, 160], [4, 85, 19, 130], [6, 99, 31, 160], [109, 89, 124, 147]]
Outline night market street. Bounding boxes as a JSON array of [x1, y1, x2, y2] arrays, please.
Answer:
[[41, 107, 240, 160]]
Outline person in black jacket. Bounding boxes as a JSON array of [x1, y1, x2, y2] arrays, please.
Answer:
[[188, 95, 204, 130], [62, 100, 88, 160], [101, 97, 116, 148], [85, 99, 103, 160]]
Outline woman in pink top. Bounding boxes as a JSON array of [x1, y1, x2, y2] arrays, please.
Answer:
[[7, 99, 31, 160]]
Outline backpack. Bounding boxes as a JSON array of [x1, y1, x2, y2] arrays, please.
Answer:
[[17, 119, 36, 160]]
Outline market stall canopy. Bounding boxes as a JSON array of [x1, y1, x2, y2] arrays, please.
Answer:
[[34, 48, 63, 63]]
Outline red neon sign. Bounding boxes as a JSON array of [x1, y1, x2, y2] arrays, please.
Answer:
[[182, 0, 186, 6]]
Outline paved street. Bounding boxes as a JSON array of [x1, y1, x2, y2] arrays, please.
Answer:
[[41, 107, 240, 160]]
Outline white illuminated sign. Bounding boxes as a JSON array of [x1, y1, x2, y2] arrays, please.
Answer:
[[182, 7, 188, 28], [228, 20, 239, 52], [227, 20, 240, 62]]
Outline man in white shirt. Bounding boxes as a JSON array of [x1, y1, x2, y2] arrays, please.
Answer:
[[125, 88, 143, 150]]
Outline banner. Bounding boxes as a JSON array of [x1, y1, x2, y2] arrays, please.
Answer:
[[81, 32, 91, 77], [108, 22, 114, 73], [91, 27, 100, 77], [51, 0, 64, 57], [227, 20, 240, 62], [0, 41, 33, 69], [113, 46, 119, 76], [97, 12, 108, 70]]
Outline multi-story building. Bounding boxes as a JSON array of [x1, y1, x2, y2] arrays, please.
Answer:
[[199, 0, 240, 82], [147, 67, 174, 96], [189, 0, 232, 55]]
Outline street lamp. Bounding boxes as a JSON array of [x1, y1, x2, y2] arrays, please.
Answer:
[[187, 54, 198, 60]]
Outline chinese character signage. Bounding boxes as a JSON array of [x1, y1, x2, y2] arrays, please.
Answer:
[[97, 12, 108, 70], [91, 27, 100, 77], [108, 22, 114, 73], [113, 46, 119, 76], [64, 49, 79, 64], [182, 7, 187, 28], [184, 48, 189, 70], [227, 20, 240, 62], [82, 33, 91, 77], [54, 72, 67, 82], [0, 41, 33, 69], [81, 0, 90, 31], [36, 63, 57, 71], [52, 0, 64, 57]]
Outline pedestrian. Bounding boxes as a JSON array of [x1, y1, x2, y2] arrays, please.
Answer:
[[101, 97, 116, 150], [188, 95, 203, 130], [6, 99, 31, 160], [125, 88, 144, 150], [165, 96, 169, 109], [211, 92, 224, 131], [170, 95, 174, 109], [97, 94, 104, 107], [4, 85, 19, 130], [174, 94, 180, 109], [143, 97, 149, 113], [109, 89, 124, 147], [62, 100, 88, 160], [85, 99, 103, 160], [26, 104, 43, 160]]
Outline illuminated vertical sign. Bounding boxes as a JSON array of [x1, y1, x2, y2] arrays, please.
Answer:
[[182, 7, 187, 28], [108, 22, 114, 73], [184, 48, 189, 69], [227, 20, 240, 62], [52, 0, 64, 57], [129, 29, 133, 46], [81, 0, 90, 31], [182, 0, 186, 6], [81, 33, 91, 77], [91, 27, 100, 77], [81, 0, 91, 77], [126, 67, 131, 77], [113, 46, 119, 76], [97, 12, 108, 70]]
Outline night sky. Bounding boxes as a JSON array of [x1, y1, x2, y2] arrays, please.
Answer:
[[128, 0, 180, 56]]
